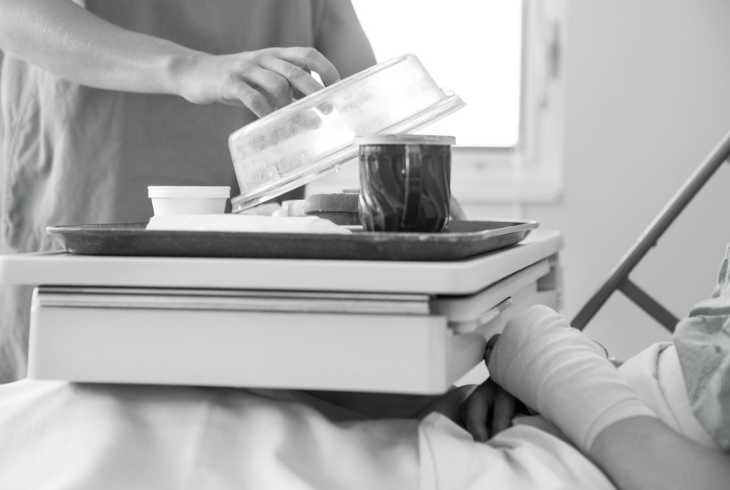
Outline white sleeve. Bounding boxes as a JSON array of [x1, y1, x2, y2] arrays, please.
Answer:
[[418, 413, 614, 490]]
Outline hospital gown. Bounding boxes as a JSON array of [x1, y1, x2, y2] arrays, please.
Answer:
[[672, 244, 730, 450]]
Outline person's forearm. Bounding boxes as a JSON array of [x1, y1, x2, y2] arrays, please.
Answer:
[[0, 0, 196, 96], [590, 416, 730, 490]]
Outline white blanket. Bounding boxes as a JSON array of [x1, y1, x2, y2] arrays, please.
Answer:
[[0, 381, 610, 489], [0, 342, 705, 489]]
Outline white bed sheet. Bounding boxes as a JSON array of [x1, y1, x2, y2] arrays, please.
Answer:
[[0, 379, 611, 490], [0, 341, 705, 490]]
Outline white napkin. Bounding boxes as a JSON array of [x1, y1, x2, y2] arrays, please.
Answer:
[[147, 215, 350, 234]]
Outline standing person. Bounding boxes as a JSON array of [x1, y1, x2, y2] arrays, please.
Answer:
[[0, 0, 376, 381]]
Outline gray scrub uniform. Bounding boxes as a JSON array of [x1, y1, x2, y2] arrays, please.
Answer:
[[0, 0, 366, 381]]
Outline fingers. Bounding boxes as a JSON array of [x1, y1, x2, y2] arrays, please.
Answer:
[[230, 81, 273, 117], [257, 55, 324, 96], [224, 48, 339, 117], [463, 380, 496, 442], [270, 47, 341, 86], [186, 47, 340, 114], [239, 66, 293, 109], [490, 387, 517, 435]]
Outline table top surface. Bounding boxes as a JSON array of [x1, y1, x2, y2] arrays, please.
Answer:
[[0, 230, 562, 295]]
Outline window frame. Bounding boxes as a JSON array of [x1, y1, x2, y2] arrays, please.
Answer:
[[451, 0, 565, 204], [308, 0, 566, 204]]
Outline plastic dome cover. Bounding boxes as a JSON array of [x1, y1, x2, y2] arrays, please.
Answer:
[[229, 54, 464, 213]]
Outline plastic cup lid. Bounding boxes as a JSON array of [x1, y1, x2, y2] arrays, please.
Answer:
[[355, 134, 456, 146], [148, 186, 231, 199]]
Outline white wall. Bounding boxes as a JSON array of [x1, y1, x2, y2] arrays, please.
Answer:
[[468, 0, 730, 359]]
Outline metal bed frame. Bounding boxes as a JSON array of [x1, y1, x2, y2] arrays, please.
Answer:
[[572, 129, 730, 332]]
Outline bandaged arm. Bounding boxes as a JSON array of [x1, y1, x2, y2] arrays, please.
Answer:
[[488, 306, 730, 490]]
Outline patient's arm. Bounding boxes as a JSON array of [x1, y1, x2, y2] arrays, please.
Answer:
[[591, 415, 730, 490], [487, 306, 730, 490]]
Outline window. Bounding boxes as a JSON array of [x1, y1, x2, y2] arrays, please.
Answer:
[[308, 0, 565, 203], [355, 1, 523, 148]]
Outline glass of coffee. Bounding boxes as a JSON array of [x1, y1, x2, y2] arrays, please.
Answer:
[[357, 135, 454, 232]]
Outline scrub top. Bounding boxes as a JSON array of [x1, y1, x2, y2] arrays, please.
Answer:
[[0, 0, 372, 381], [0, 0, 339, 253]]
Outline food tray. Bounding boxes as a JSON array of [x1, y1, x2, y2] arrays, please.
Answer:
[[46, 220, 538, 261]]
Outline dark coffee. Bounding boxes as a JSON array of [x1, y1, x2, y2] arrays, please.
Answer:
[[358, 135, 453, 232]]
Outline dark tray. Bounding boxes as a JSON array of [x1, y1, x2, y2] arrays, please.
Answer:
[[47, 220, 538, 261]]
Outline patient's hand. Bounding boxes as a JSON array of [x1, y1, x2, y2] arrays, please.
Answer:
[[417, 378, 522, 442], [459, 379, 522, 442]]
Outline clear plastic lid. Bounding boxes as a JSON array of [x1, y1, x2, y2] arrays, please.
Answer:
[[229, 54, 464, 212], [355, 134, 456, 146]]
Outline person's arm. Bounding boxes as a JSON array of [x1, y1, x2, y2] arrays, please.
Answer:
[[487, 305, 730, 490], [315, 0, 376, 77], [591, 416, 730, 490], [0, 0, 340, 115]]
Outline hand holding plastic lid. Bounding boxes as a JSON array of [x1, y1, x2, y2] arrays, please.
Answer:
[[229, 55, 465, 212]]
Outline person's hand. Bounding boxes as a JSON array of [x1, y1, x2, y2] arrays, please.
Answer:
[[175, 47, 341, 116], [421, 380, 521, 442], [418, 335, 522, 442], [485, 305, 655, 452], [460, 378, 521, 442]]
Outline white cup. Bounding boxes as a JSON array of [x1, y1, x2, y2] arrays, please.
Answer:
[[148, 186, 230, 216]]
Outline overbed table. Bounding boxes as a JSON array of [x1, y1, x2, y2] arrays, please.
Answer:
[[0, 230, 562, 393]]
